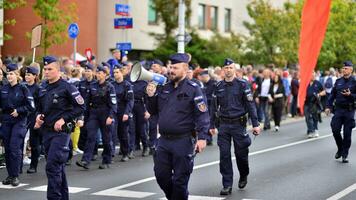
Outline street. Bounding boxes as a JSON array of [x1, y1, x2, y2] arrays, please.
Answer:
[[1, 116, 356, 200]]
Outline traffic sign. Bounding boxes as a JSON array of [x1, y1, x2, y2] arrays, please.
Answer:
[[116, 4, 130, 16], [116, 43, 132, 51], [175, 32, 192, 45], [68, 23, 79, 39], [114, 18, 133, 29]]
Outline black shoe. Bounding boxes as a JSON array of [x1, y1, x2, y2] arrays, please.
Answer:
[[220, 186, 232, 195], [10, 177, 20, 187], [342, 157, 349, 163], [142, 147, 150, 157], [2, 176, 13, 185], [76, 161, 90, 170], [263, 126, 271, 131], [91, 155, 98, 161], [128, 151, 135, 159], [335, 151, 342, 159], [238, 176, 248, 189], [98, 164, 110, 169], [27, 168, 37, 174], [65, 159, 72, 166], [120, 155, 129, 162], [207, 141, 213, 146]]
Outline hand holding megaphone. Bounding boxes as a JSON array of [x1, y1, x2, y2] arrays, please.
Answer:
[[130, 61, 167, 85], [146, 82, 157, 97]]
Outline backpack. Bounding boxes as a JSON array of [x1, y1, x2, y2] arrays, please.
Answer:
[[324, 77, 333, 89]]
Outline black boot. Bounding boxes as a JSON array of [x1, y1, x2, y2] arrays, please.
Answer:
[[2, 176, 13, 185], [98, 163, 110, 169], [238, 176, 248, 189], [220, 186, 232, 195], [10, 177, 20, 187], [27, 167, 37, 174], [76, 160, 90, 170]]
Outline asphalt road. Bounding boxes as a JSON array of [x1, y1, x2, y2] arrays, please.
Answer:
[[1, 116, 356, 200]]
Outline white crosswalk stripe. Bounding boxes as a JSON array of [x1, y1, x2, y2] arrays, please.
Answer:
[[27, 185, 90, 193], [92, 189, 155, 198]]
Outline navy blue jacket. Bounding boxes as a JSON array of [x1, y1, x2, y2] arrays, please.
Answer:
[[211, 78, 259, 128], [37, 78, 85, 127], [87, 80, 117, 118], [112, 80, 134, 115], [327, 76, 356, 109], [147, 78, 210, 140]]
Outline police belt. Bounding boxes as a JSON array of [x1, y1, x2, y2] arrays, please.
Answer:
[[219, 116, 247, 124], [134, 99, 144, 103], [160, 132, 193, 140], [335, 103, 354, 110]]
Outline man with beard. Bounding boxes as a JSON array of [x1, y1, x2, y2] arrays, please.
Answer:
[[146, 53, 209, 200]]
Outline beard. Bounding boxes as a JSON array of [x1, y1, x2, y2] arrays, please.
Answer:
[[169, 73, 183, 83]]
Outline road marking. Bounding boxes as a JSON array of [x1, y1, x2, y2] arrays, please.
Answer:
[[27, 185, 90, 193], [0, 183, 28, 189], [326, 183, 356, 200], [94, 134, 332, 191], [92, 189, 155, 198], [160, 195, 225, 200]]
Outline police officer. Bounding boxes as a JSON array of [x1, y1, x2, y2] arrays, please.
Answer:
[[201, 70, 217, 145], [1, 63, 35, 186], [24, 66, 41, 174], [326, 61, 356, 163], [210, 58, 260, 195], [146, 53, 210, 200], [34, 56, 84, 200], [76, 65, 117, 169], [112, 64, 134, 161], [77, 62, 96, 152]]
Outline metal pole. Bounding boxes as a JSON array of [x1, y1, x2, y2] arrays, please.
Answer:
[[177, 0, 185, 53], [73, 38, 77, 67], [32, 48, 36, 63]]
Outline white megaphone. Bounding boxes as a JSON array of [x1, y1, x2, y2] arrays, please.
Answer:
[[130, 62, 167, 85]]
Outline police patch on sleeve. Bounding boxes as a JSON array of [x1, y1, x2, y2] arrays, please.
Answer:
[[111, 97, 117, 105], [75, 95, 85, 105], [197, 102, 207, 112], [247, 94, 253, 101]]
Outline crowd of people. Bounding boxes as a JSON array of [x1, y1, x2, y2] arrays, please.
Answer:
[[0, 49, 353, 199]]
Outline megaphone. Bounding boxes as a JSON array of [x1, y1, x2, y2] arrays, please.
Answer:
[[130, 62, 167, 85]]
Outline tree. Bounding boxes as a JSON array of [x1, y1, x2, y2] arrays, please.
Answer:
[[152, 0, 191, 40], [31, 0, 77, 55], [0, 0, 26, 41]]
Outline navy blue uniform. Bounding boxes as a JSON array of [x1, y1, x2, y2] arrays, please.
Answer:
[[304, 80, 323, 135], [112, 80, 134, 157], [130, 80, 149, 153], [147, 78, 210, 200], [37, 78, 84, 200], [81, 80, 117, 165], [26, 82, 41, 171], [211, 78, 258, 189], [204, 79, 217, 143], [0, 83, 35, 180], [327, 76, 356, 160]]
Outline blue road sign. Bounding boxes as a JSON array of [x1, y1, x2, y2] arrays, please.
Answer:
[[116, 4, 130, 16], [68, 23, 79, 39], [116, 42, 132, 51], [114, 18, 133, 29]]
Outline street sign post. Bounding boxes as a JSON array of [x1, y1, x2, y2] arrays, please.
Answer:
[[114, 18, 133, 29], [68, 23, 79, 66], [116, 42, 132, 51]]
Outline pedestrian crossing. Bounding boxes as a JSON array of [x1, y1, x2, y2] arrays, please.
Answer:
[[0, 183, 227, 199]]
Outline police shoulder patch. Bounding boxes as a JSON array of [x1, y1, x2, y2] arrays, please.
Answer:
[[75, 95, 85, 105], [197, 102, 208, 112]]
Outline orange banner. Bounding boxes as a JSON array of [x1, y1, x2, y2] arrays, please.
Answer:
[[298, 0, 331, 114]]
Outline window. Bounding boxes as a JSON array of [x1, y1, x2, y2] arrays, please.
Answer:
[[148, 0, 158, 25], [198, 4, 206, 29], [225, 8, 231, 32], [210, 6, 218, 30]]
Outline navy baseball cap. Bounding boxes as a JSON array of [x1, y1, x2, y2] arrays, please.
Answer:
[[113, 63, 123, 70], [343, 61, 353, 68], [151, 59, 164, 66], [96, 65, 106, 73], [26, 66, 39, 75], [169, 53, 190, 65], [224, 58, 234, 66], [43, 56, 58, 65], [6, 63, 18, 72], [200, 70, 209, 76], [83, 63, 94, 71]]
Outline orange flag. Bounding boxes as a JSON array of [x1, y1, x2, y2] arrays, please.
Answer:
[[298, 0, 331, 114]]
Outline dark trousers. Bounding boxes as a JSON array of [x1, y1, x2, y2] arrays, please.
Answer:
[[218, 123, 251, 188], [272, 99, 284, 126], [116, 113, 130, 156], [304, 104, 319, 134], [29, 128, 41, 169], [130, 102, 148, 150], [2, 118, 27, 178], [42, 131, 70, 200], [148, 115, 158, 148], [260, 98, 270, 128], [290, 95, 298, 117], [154, 136, 195, 200], [82, 109, 112, 164], [331, 109, 355, 158]]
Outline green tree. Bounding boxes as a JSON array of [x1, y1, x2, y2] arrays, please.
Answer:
[[152, 0, 191, 40], [0, 0, 26, 41], [32, 0, 76, 55]]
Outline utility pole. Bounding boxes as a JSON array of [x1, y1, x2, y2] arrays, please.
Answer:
[[177, 0, 185, 53]]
